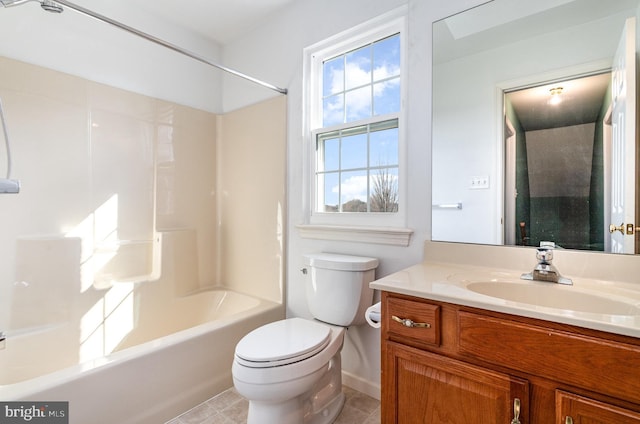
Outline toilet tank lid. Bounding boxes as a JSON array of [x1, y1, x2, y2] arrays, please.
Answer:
[[303, 253, 378, 271]]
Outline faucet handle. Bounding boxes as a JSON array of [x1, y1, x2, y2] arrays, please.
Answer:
[[536, 247, 553, 263]]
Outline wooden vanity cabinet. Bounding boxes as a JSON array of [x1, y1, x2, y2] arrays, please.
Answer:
[[557, 391, 640, 423], [381, 291, 640, 423], [386, 343, 528, 423]]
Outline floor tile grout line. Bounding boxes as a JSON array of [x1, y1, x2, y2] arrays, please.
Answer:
[[169, 386, 380, 424]]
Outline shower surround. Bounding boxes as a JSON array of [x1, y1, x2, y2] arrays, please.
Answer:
[[0, 55, 286, 419]]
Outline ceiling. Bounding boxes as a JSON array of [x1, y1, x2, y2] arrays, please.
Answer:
[[127, 0, 297, 45], [507, 72, 611, 132], [433, 0, 639, 65]]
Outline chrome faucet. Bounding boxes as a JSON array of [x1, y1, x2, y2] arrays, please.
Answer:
[[0, 331, 5, 350], [521, 246, 572, 285]]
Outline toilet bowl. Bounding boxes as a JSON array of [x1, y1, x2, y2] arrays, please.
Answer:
[[232, 253, 378, 424], [232, 318, 346, 424]]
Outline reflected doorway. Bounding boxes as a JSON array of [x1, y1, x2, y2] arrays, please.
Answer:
[[504, 72, 611, 250]]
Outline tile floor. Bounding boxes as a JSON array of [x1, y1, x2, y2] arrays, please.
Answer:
[[167, 385, 380, 424]]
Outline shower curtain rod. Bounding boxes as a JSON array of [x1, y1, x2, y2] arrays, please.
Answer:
[[52, 0, 288, 95]]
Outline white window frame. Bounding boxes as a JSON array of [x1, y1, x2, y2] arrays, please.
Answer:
[[301, 7, 409, 242]]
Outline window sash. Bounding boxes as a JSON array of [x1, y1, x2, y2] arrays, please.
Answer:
[[314, 118, 399, 213], [320, 33, 401, 128]]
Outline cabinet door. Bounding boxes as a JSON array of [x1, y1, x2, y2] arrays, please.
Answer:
[[557, 390, 640, 423], [383, 342, 529, 423]]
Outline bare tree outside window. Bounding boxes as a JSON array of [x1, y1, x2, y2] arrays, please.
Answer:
[[370, 167, 398, 212]]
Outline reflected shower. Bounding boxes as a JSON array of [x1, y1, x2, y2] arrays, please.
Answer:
[[0, 0, 63, 13]]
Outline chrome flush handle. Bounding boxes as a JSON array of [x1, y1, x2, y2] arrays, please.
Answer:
[[391, 315, 431, 328]]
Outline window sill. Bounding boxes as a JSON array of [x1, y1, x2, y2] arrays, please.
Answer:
[[296, 224, 413, 246]]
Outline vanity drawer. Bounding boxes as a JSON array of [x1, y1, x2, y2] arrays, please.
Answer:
[[458, 312, 640, 404], [384, 296, 441, 346]]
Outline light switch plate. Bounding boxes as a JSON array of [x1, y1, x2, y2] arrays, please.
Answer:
[[469, 176, 489, 189]]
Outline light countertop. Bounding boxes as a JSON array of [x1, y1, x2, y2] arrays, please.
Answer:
[[371, 242, 640, 339]]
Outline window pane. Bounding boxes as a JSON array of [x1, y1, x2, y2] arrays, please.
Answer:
[[341, 170, 368, 212], [320, 136, 340, 171], [345, 86, 371, 123], [370, 167, 399, 212], [370, 126, 398, 166], [373, 78, 400, 116], [345, 45, 371, 90], [373, 34, 400, 82], [323, 56, 344, 97], [323, 94, 344, 127], [341, 132, 367, 169], [320, 172, 339, 212]]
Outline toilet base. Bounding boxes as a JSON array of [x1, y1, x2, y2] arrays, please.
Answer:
[[308, 391, 345, 424], [244, 354, 345, 424], [246, 390, 345, 424], [247, 396, 304, 424]]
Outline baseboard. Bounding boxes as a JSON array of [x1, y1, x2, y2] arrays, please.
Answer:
[[341, 371, 381, 400]]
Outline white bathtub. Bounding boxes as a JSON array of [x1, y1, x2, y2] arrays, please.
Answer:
[[0, 288, 283, 424]]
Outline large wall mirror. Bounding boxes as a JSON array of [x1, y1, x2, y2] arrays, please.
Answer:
[[432, 0, 640, 254]]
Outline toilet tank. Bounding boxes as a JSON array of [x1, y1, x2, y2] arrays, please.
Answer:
[[303, 253, 378, 327]]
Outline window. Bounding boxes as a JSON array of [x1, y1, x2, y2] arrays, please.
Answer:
[[305, 9, 406, 230]]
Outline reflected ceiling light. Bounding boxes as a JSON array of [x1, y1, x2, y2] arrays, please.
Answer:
[[548, 86, 563, 105]]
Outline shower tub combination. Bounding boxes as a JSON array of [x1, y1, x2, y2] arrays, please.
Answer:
[[0, 285, 283, 424], [0, 1, 287, 422]]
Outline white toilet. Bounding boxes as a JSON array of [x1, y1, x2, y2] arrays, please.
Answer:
[[232, 253, 378, 424]]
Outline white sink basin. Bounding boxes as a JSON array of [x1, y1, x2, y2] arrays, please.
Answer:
[[466, 281, 640, 316]]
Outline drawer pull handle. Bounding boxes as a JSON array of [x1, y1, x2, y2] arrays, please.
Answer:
[[391, 315, 431, 328], [511, 398, 521, 424], [565, 417, 573, 424]]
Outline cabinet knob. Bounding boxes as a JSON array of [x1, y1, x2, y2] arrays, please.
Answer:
[[510, 398, 521, 424], [391, 315, 431, 328], [565, 417, 574, 424]]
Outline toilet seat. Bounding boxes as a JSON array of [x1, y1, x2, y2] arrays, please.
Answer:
[[235, 318, 331, 368]]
